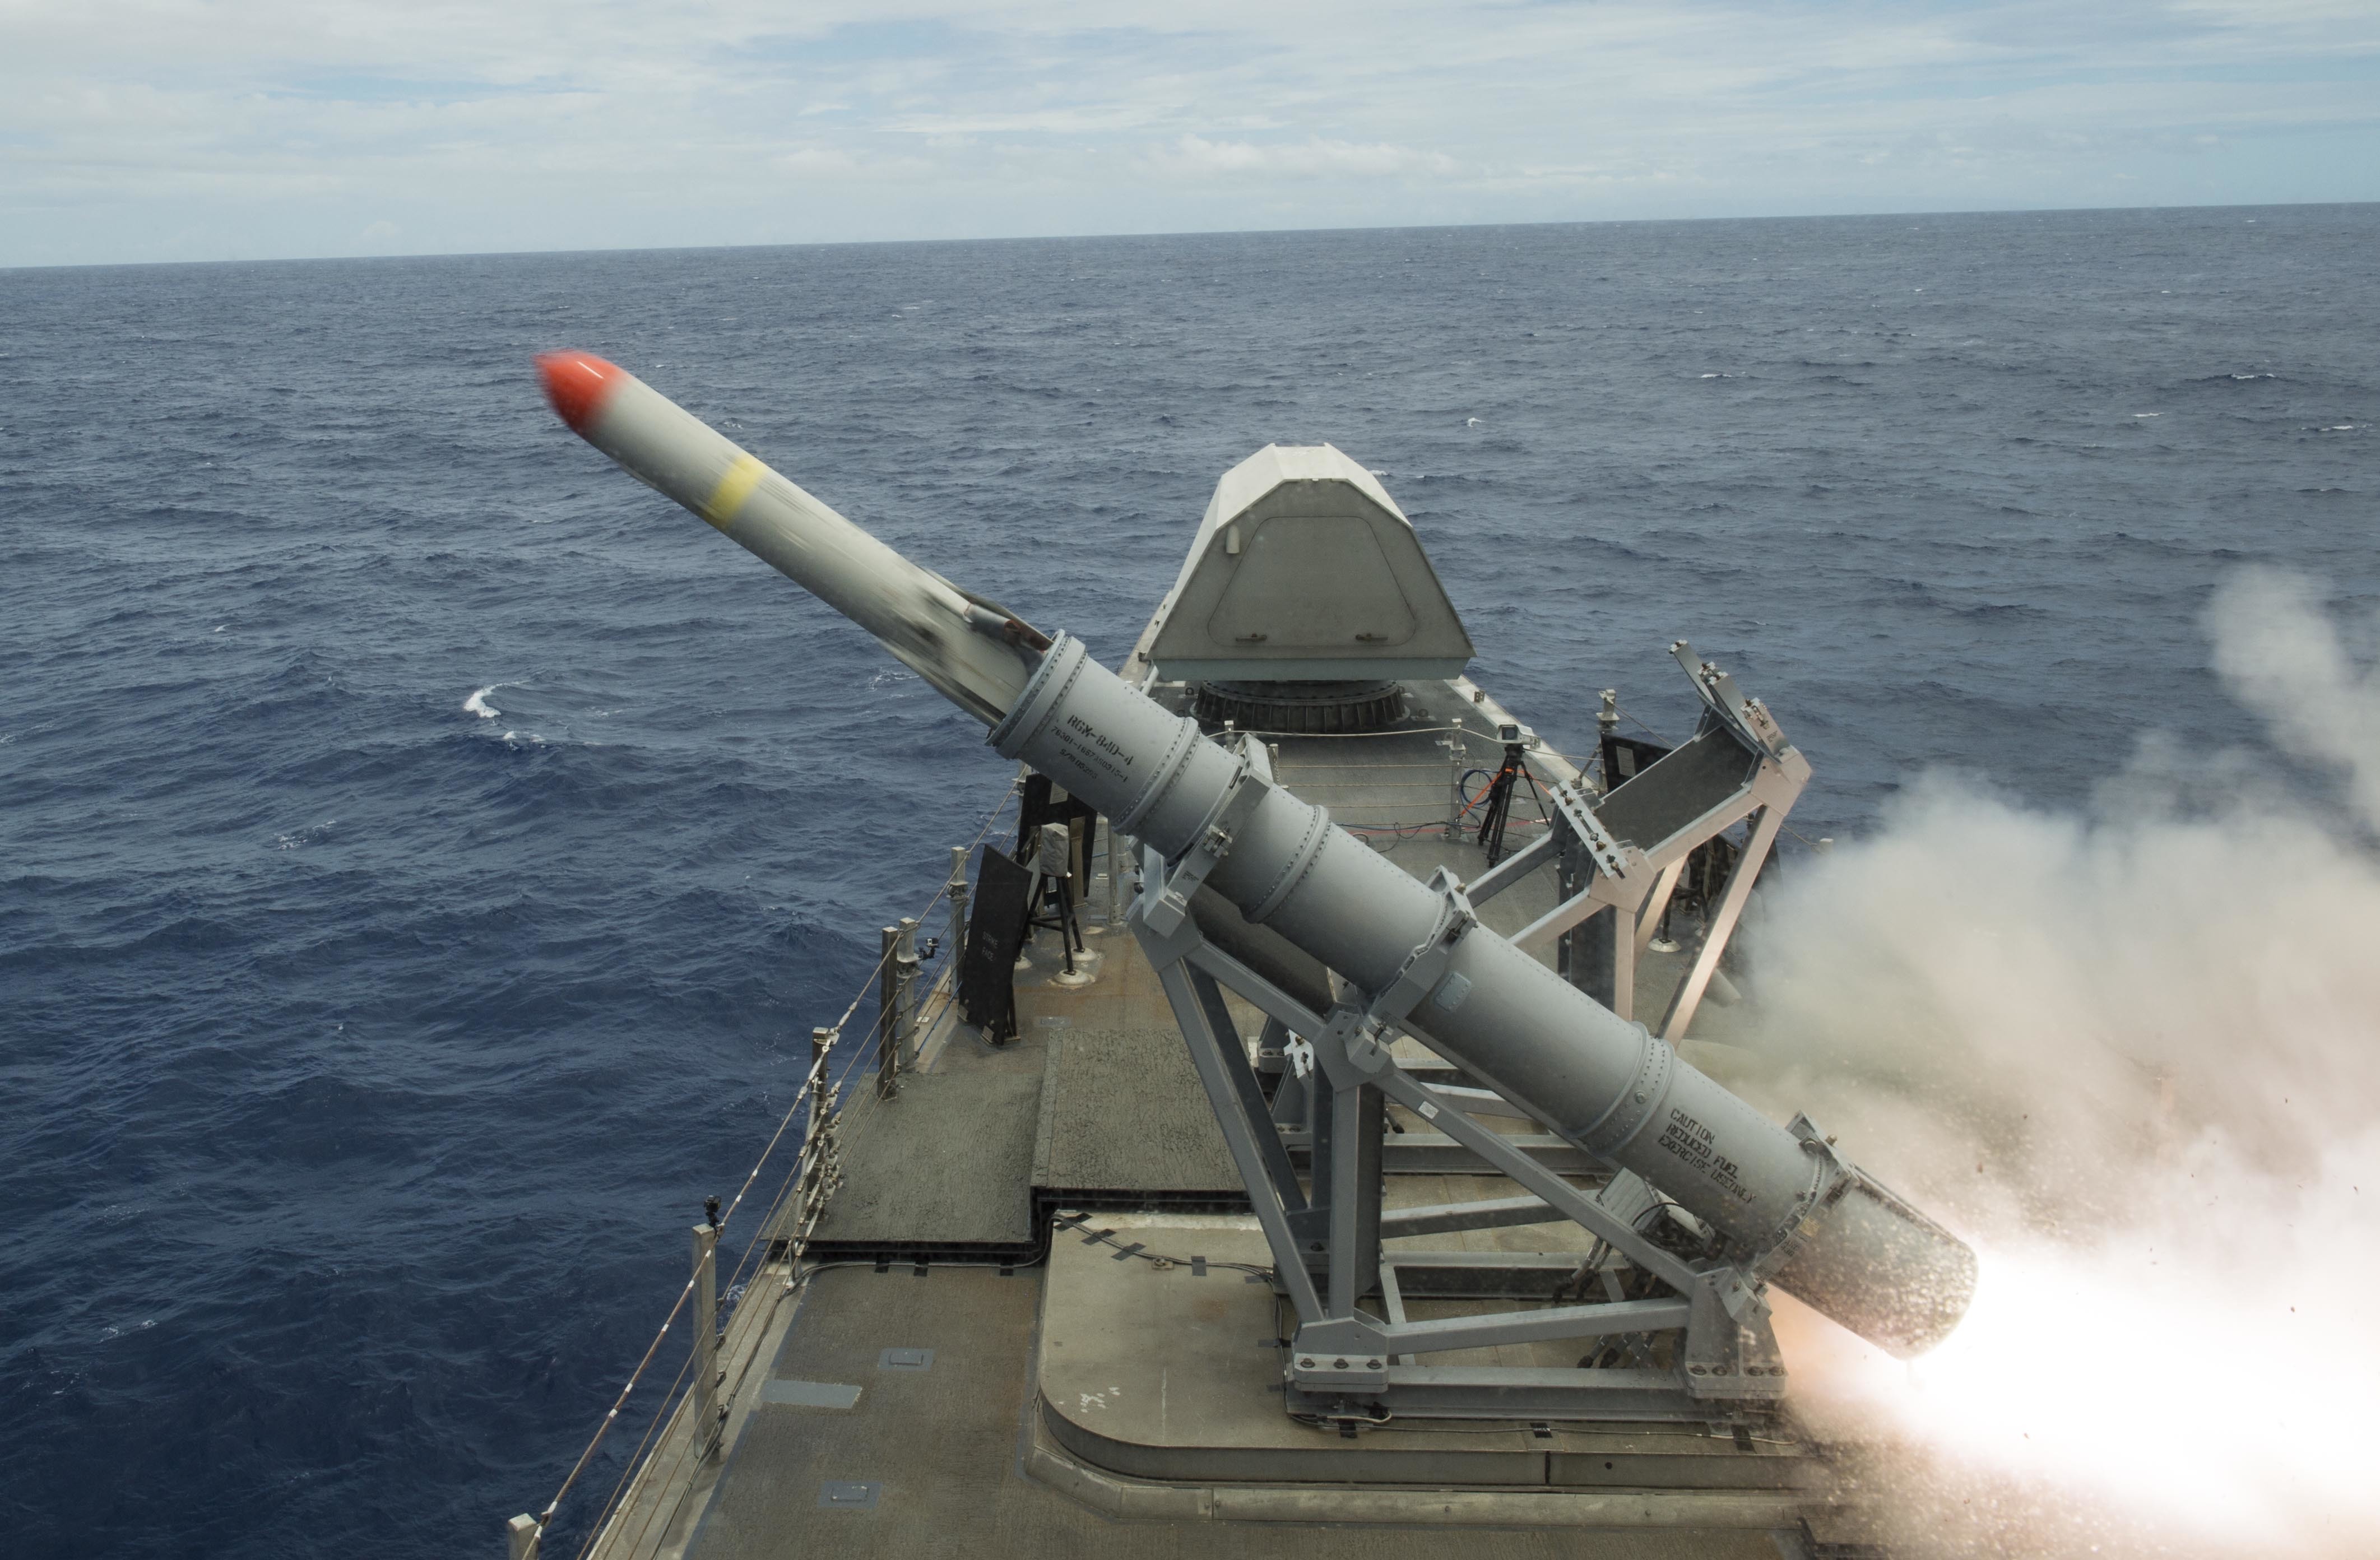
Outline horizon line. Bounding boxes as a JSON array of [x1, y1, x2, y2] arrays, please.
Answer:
[[6, 195, 2373, 275]]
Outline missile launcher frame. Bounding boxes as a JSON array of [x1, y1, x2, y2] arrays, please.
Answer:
[[515, 360, 1970, 1560]]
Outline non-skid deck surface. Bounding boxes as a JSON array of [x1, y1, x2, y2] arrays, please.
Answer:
[[810, 1069, 1043, 1250], [1031, 1027, 1241, 1198], [681, 1265, 1787, 1560]]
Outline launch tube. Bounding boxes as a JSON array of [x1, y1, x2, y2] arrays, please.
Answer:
[[538, 352, 1978, 1358]]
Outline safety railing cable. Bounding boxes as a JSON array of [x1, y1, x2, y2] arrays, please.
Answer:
[[534, 777, 1023, 1560]]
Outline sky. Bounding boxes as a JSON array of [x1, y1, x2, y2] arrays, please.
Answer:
[[3, 0, 2377, 268]]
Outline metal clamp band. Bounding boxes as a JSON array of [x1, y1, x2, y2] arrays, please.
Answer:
[[1364, 867, 1479, 1033], [1140, 760, 1265, 937], [1578, 1027, 1671, 1157], [1246, 800, 1330, 925]]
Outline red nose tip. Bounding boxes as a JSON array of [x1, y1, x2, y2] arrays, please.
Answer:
[[535, 350, 626, 434]]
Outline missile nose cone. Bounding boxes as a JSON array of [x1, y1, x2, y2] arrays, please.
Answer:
[[535, 350, 626, 435]]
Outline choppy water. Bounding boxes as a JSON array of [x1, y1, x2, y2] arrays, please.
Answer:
[[2, 206, 2373, 1558]]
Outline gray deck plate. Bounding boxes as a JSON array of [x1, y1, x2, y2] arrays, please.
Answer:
[[684, 1265, 1788, 1560], [1037, 1220, 1820, 1491], [817, 1069, 1042, 1247], [1032, 1028, 1242, 1196]]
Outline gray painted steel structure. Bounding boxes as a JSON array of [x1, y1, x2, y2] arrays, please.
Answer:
[[540, 354, 1977, 1416], [989, 634, 1973, 1365]]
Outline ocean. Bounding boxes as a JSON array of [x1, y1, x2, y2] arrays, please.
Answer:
[[2, 206, 2373, 1558]]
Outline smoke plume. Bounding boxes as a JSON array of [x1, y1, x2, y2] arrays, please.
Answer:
[[1731, 568, 2380, 1557]]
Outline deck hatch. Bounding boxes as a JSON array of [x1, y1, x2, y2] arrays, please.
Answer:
[[762, 1379, 862, 1409]]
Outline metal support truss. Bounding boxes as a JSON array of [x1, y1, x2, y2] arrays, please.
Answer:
[[1468, 644, 1810, 1036], [1126, 789, 1789, 1426]]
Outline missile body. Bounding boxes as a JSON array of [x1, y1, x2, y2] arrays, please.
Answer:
[[538, 352, 1978, 1358], [536, 352, 1040, 724]]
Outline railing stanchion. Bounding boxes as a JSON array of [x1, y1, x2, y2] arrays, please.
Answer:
[[894, 917, 920, 1065], [521, 784, 1021, 1550], [690, 1220, 720, 1460], [875, 927, 901, 1099], [1444, 731, 1468, 839]]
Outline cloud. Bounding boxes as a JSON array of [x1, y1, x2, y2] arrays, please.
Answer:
[[3, 1, 2377, 263], [1149, 134, 1462, 182], [769, 143, 938, 182]]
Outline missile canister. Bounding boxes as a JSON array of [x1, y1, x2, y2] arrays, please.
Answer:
[[537, 352, 1978, 1358]]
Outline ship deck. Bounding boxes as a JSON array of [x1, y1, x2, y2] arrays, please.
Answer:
[[574, 679, 1862, 1560]]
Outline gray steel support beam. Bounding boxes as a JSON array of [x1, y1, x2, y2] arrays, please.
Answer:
[[1295, 1365, 1707, 1423], [1463, 830, 1556, 907], [1363, 1065, 1703, 1296], [1148, 955, 1325, 1323], [1325, 1083, 1382, 1318], [1659, 804, 1785, 1043], [1186, 969, 1307, 1220], [1416, 1084, 1535, 1120], [1281, 1130, 1599, 1177], [1636, 857, 1687, 958], [1377, 1261, 1414, 1366], [1378, 1194, 1561, 1239], [1373, 1297, 1690, 1357]]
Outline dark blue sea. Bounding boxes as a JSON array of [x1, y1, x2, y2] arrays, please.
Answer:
[[2, 207, 2373, 1558]]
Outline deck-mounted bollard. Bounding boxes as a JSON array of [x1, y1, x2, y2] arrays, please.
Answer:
[[691, 1218, 721, 1460], [505, 1512, 539, 1560]]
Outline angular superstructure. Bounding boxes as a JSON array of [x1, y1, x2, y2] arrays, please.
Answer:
[[1140, 444, 1475, 684]]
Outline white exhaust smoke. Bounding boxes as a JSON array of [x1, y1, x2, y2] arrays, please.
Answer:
[[1732, 567, 2380, 1557]]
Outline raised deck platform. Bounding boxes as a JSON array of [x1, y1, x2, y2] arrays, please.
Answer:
[[1036, 1217, 1824, 1502], [682, 1261, 1804, 1560]]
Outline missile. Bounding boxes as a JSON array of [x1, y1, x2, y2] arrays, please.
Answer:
[[535, 351, 1042, 725], [536, 352, 1978, 1359]]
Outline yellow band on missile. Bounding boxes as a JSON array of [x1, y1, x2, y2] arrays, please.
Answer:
[[700, 454, 767, 531]]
